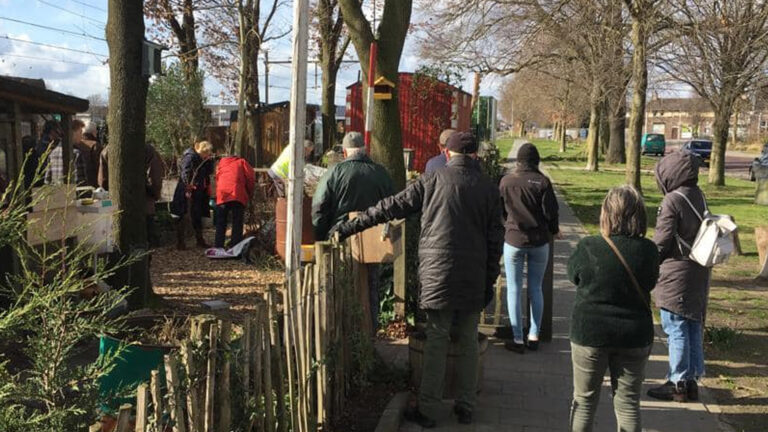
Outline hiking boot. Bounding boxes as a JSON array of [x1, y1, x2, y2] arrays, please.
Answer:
[[403, 407, 436, 429], [453, 404, 472, 425], [647, 381, 688, 402], [687, 379, 699, 401], [504, 340, 525, 354]]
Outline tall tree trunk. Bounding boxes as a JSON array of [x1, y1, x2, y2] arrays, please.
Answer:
[[560, 81, 570, 153], [585, 80, 600, 172], [599, 99, 610, 156], [553, 121, 560, 143], [320, 60, 339, 154], [626, 15, 647, 193], [340, 0, 412, 191], [607, 94, 626, 164], [107, 0, 151, 310], [710, 104, 732, 186]]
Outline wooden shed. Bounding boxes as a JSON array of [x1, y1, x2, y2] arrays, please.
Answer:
[[229, 102, 318, 167], [345, 73, 473, 172], [0, 75, 89, 184]]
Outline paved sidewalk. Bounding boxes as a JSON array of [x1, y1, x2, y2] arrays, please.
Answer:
[[381, 141, 727, 432]]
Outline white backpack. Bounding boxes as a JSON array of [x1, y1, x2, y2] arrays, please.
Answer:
[[672, 190, 737, 267]]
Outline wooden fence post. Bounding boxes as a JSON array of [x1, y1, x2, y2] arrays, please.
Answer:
[[135, 383, 150, 432], [268, 284, 287, 432], [204, 322, 218, 432], [217, 320, 232, 432], [150, 370, 163, 432], [181, 340, 201, 432], [393, 221, 406, 319], [164, 354, 187, 432], [116, 403, 132, 432]]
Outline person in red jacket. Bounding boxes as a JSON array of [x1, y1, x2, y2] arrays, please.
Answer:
[[214, 155, 256, 248]]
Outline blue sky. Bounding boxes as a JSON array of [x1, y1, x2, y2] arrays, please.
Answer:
[[0, 0, 500, 106]]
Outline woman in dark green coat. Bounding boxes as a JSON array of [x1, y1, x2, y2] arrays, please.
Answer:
[[567, 186, 660, 432]]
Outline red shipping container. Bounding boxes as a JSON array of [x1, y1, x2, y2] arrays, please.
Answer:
[[345, 73, 473, 172]]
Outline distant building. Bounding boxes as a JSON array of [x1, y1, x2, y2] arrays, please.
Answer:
[[645, 96, 768, 141], [206, 104, 239, 127]]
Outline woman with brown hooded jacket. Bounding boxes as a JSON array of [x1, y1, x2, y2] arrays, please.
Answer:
[[647, 150, 710, 403]]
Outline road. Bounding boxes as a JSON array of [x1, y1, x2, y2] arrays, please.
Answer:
[[662, 144, 756, 180]]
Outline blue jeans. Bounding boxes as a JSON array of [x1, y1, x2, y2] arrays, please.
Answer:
[[661, 309, 705, 383], [504, 242, 549, 342]]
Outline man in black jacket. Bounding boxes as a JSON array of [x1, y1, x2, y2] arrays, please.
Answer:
[[332, 132, 504, 428]]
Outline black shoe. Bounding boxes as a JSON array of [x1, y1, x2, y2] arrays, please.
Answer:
[[453, 405, 472, 425], [504, 340, 525, 354], [526, 339, 539, 351], [404, 407, 436, 429], [647, 381, 688, 402], [686, 379, 699, 401]]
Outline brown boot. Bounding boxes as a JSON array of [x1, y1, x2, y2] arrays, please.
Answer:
[[195, 229, 210, 248], [176, 221, 186, 250]]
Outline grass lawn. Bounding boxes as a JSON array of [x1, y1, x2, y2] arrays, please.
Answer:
[[504, 137, 768, 432]]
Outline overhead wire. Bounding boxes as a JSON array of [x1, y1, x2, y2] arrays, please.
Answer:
[[0, 35, 108, 58], [0, 52, 105, 67], [70, 0, 106, 13], [0, 16, 107, 41], [37, 0, 106, 26]]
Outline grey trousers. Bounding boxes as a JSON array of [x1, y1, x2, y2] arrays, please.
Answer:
[[419, 309, 480, 418], [570, 342, 652, 432]]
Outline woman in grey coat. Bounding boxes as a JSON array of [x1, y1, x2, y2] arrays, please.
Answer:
[[647, 150, 710, 403]]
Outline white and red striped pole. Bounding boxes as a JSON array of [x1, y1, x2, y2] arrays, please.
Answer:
[[364, 41, 377, 151]]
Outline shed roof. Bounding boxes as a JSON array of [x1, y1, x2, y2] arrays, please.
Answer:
[[0, 75, 89, 114]]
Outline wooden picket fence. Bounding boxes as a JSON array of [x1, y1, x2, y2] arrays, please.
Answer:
[[99, 242, 358, 432]]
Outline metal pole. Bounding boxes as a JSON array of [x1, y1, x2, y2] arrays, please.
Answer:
[[285, 0, 309, 296], [264, 50, 269, 104]]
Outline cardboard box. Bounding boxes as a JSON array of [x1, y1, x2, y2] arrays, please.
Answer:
[[31, 184, 76, 212], [348, 213, 404, 263]]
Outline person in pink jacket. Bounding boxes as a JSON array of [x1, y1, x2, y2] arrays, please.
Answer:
[[214, 156, 256, 248]]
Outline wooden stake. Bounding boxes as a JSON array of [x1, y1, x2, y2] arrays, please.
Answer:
[[313, 249, 325, 426], [217, 320, 232, 432], [204, 322, 218, 432], [253, 305, 264, 430], [304, 264, 314, 430], [263, 304, 275, 432], [116, 403, 132, 432], [283, 286, 297, 432], [181, 340, 201, 432], [269, 285, 287, 432], [136, 383, 150, 432], [164, 354, 187, 432], [150, 370, 163, 432]]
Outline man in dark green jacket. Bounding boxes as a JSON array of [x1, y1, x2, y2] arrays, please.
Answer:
[[311, 131, 394, 329]]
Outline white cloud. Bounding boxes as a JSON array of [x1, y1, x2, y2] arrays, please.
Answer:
[[0, 32, 109, 98]]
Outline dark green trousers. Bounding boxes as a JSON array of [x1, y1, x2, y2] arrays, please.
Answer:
[[419, 309, 480, 418]]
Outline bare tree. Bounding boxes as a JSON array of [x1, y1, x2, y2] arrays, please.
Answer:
[[660, 0, 768, 186], [314, 0, 350, 153], [339, 0, 412, 191], [203, 0, 288, 165], [145, 0, 205, 81]]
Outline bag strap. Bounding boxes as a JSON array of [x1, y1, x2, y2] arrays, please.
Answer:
[[671, 190, 704, 221], [602, 235, 651, 311]]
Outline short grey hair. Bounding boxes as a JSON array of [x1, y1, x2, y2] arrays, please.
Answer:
[[344, 147, 366, 158], [342, 132, 364, 149], [599, 186, 647, 238]]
